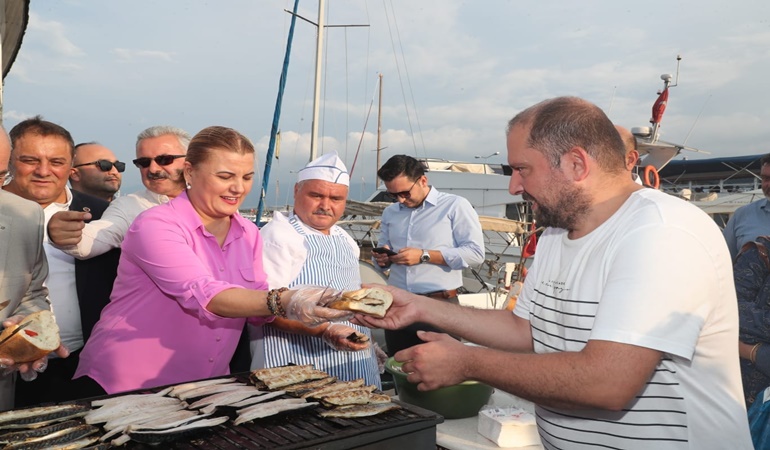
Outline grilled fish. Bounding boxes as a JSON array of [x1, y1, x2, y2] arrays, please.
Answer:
[[168, 377, 237, 398], [262, 370, 329, 390], [234, 399, 318, 425], [318, 402, 401, 418], [176, 382, 249, 401], [225, 390, 287, 409], [85, 396, 183, 424], [302, 379, 366, 399], [4, 423, 98, 450], [318, 388, 381, 407], [188, 387, 266, 410], [251, 364, 313, 381], [282, 376, 337, 395], [0, 420, 82, 444], [126, 416, 229, 445], [0, 405, 90, 431]]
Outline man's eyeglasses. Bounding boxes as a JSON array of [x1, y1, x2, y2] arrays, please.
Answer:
[[132, 154, 186, 169], [73, 160, 126, 173], [385, 178, 420, 201]]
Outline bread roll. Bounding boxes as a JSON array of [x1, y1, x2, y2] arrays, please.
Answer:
[[0, 310, 61, 363], [328, 287, 393, 318]]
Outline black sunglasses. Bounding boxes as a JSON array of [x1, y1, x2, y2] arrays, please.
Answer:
[[73, 159, 126, 173], [384, 178, 420, 201], [132, 154, 186, 168]]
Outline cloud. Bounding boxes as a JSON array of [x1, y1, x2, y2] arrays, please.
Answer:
[[2, 110, 36, 124], [27, 12, 85, 57], [111, 49, 176, 63]]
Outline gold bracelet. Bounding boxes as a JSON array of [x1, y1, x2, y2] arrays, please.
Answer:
[[751, 343, 762, 365]]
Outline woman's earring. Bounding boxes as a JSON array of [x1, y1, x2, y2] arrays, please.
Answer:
[[186, 182, 191, 189]]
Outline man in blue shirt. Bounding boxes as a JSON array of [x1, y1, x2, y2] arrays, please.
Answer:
[[723, 154, 770, 260], [374, 154, 484, 354]]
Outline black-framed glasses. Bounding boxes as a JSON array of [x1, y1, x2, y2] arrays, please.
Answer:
[[132, 154, 186, 168], [385, 178, 420, 201], [73, 159, 126, 173]]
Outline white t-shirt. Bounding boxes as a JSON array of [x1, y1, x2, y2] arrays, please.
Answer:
[[43, 188, 82, 353], [55, 189, 169, 259], [514, 188, 752, 449]]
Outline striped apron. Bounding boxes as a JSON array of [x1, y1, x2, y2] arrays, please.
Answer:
[[262, 216, 381, 388]]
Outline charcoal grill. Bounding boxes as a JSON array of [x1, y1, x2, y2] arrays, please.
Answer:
[[97, 373, 444, 449]]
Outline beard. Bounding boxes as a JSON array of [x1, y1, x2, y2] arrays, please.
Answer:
[[527, 180, 591, 231]]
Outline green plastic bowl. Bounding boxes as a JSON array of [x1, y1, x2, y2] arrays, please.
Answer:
[[385, 357, 493, 419]]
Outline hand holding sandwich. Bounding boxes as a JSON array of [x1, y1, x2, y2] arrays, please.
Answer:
[[350, 284, 427, 331], [0, 314, 69, 382], [283, 286, 354, 326]]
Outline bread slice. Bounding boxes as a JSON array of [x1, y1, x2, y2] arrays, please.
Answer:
[[0, 310, 61, 363], [327, 287, 393, 318]]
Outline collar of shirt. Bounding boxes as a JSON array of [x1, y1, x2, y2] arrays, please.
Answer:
[[398, 185, 438, 211], [170, 191, 247, 246], [760, 198, 770, 210], [45, 185, 73, 214]]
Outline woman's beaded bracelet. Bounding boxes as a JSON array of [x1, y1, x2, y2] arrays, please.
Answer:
[[267, 287, 289, 318]]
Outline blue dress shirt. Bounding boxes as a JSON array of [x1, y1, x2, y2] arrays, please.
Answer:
[[724, 198, 770, 261], [378, 186, 484, 293]]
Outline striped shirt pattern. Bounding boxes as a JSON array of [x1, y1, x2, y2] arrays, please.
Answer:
[[531, 284, 689, 449], [262, 215, 381, 388]]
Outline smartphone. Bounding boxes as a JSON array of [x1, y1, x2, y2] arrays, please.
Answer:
[[372, 247, 397, 256]]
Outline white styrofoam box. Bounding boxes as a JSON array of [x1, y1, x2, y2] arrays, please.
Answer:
[[477, 407, 540, 447]]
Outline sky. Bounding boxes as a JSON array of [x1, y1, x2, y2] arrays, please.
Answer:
[[3, 0, 770, 208]]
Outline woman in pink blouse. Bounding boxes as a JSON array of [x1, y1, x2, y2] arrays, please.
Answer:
[[74, 126, 350, 395]]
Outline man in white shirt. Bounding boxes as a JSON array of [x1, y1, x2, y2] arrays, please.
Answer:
[[249, 152, 383, 387], [356, 97, 752, 449], [47, 126, 189, 258], [2, 116, 119, 407]]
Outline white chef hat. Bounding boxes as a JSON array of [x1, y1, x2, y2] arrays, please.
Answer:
[[296, 151, 350, 186]]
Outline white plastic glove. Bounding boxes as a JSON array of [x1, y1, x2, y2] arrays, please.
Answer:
[[283, 286, 353, 326], [321, 323, 371, 352]]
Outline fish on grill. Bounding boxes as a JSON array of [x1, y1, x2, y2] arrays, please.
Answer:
[[99, 409, 201, 442], [90, 387, 171, 407], [281, 376, 337, 395], [302, 379, 367, 399], [233, 398, 318, 425], [224, 390, 287, 410], [318, 402, 401, 418], [188, 387, 267, 410], [175, 382, 249, 401], [3, 423, 98, 450], [250, 364, 313, 381], [317, 388, 389, 407], [0, 405, 90, 431], [85, 396, 183, 424], [261, 369, 329, 390], [167, 377, 237, 398], [0, 420, 82, 444], [101, 403, 187, 431], [126, 416, 229, 445]]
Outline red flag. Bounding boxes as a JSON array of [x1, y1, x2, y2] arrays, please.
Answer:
[[522, 223, 537, 259], [651, 87, 669, 125]]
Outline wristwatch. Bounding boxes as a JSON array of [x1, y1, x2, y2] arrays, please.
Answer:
[[420, 250, 431, 263]]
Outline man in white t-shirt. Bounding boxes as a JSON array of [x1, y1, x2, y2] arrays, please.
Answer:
[[356, 97, 752, 449]]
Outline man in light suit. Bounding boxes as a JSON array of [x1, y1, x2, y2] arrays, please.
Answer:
[[0, 127, 65, 411]]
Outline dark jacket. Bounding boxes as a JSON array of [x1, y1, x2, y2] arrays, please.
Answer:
[[69, 190, 121, 341]]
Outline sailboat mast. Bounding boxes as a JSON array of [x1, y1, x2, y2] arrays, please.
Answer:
[[376, 73, 382, 188], [310, 0, 325, 162]]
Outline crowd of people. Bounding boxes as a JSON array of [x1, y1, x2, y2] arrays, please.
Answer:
[[0, 95, 762, 447]]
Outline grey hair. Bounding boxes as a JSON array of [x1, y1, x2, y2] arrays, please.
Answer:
[[136, 126, 191, 151]]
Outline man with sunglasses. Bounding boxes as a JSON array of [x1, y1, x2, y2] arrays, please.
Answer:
[[47, 126, 189, 260], [70, 142, 124, 202], [2, 116, 121, 407], [373, 154, 484, 355]]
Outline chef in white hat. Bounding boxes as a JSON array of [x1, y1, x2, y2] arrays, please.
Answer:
[[248, 152, 383, 387]]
